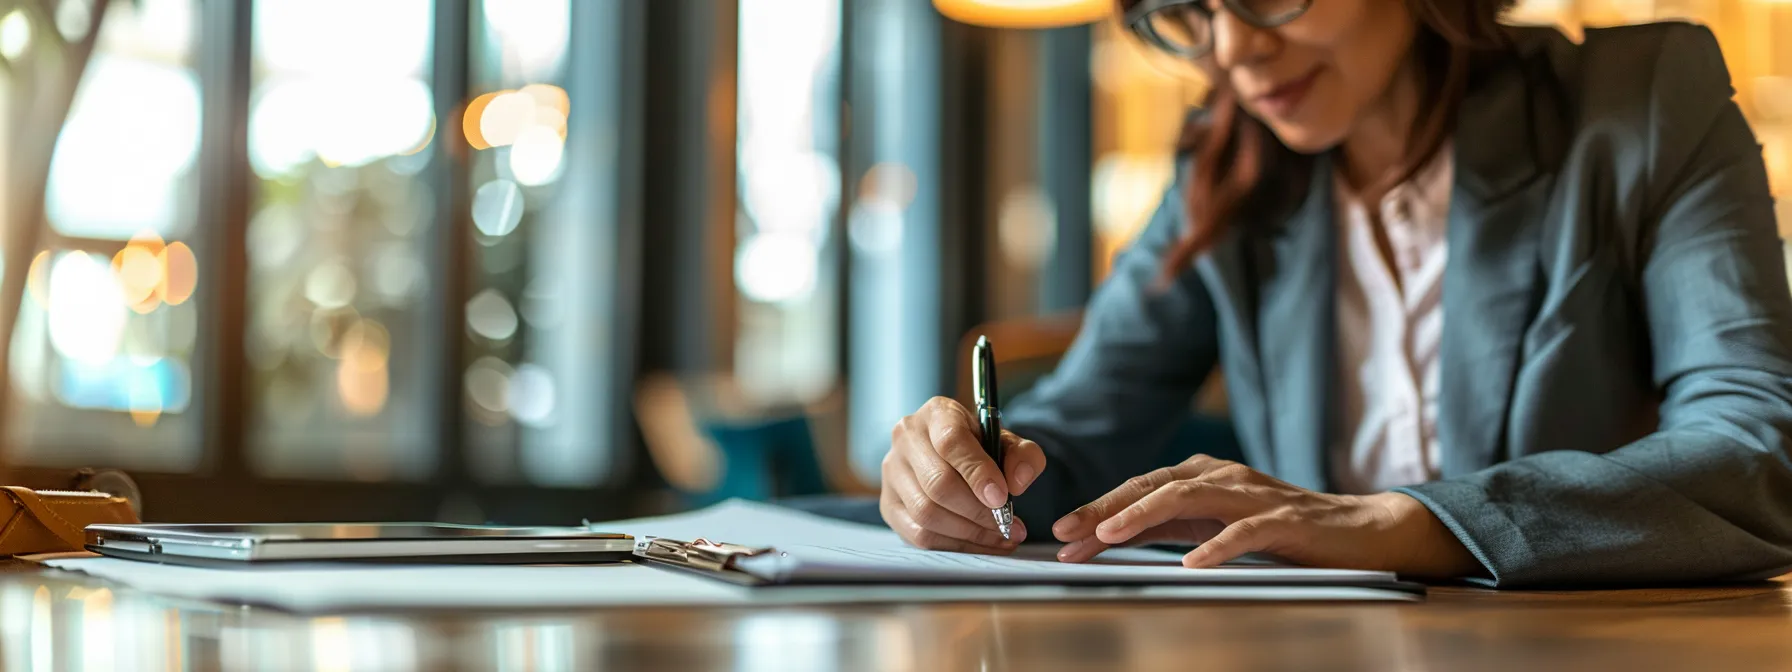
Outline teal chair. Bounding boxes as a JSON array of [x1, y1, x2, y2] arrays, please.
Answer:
[[692, 414, 831, 507], [635, 373, 840, 509]]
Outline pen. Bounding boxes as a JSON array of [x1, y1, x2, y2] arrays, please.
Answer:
[[972, 336, 1013, 540]]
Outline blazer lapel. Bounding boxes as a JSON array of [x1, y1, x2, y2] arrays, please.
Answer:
[[1437, 51, 1561, 477], [1256, 156, 1335, 492]]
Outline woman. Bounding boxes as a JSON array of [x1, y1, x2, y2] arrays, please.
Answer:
[[880, 0, 1792, 586]]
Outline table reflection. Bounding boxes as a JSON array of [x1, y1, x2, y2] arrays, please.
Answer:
[[0, 568, 1787, 671]]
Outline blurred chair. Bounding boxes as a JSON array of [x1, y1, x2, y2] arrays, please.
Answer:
[[954, 313, 1085, 408], [957, 312, 1244, 468], [634, 373, 872, 509]]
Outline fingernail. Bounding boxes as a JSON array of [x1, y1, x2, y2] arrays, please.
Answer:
[[1012, 463, 1037, 491], [1053, 514, 1081, 539], [981, 483, 1005, 508], [1058, 539, 1089, 561], [1096, 518, 1122, 541]]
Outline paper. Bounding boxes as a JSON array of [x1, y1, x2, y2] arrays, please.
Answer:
[[39, 557, 1416, 612], [599, 498, 913, 550], [604, 500, 1402, 588], [34, 500, 1418, 612]]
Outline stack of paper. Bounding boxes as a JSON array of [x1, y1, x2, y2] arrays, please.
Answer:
[[38, 500, 1420, 612]]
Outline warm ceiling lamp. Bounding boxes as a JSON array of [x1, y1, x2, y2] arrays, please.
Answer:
[[933, 0, 1113, 28]]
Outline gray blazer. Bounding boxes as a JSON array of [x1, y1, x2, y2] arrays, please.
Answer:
[[1005, 22, 1792, 587]]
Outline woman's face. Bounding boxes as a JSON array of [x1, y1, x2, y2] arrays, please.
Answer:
[[1201, 0, 1419, 152]]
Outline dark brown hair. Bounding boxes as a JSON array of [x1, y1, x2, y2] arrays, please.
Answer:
[[1116, 0, 1515, 275]]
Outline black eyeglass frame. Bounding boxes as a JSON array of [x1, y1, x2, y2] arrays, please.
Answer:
[[1123, 0, 1315, 59]]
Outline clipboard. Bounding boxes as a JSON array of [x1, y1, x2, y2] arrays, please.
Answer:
[[631, 536, 782, 586], [630, 535, 1430, 596]]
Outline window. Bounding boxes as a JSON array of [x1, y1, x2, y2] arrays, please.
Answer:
[[7, 0, 203, 471], [245, 0, 437, 480], [462, 0, 609, 486], [733, 0, 843, 406]]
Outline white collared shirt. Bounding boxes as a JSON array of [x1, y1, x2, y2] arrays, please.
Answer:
[[1330, 146, 1453, 495]]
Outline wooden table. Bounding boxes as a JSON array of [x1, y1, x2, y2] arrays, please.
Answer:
[[0, 561, 1787, 671]]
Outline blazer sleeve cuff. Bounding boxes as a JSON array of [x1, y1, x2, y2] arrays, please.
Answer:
[[1391, 481, 1520, 587]]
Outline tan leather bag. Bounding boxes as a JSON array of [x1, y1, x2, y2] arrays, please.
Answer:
[[0, 486, 138, 556]]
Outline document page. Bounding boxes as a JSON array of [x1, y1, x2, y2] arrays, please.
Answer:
[[599, 500, 1400, 588]]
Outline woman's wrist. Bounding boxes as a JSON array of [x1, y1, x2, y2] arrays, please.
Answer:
[[1367, 491, 1481, 578]]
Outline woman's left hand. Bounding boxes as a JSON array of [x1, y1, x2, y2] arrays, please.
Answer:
[[1050, 455, 1480, 577]]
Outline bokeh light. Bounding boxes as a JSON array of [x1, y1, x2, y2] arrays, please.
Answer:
[[740, 150, 838, 236], [508, 125, 565, 186], [0, 10, 30, 61], [466, 289, 519, 343], [464, 356, 513, 424], [25, 251, 51, 306], [735, 232, 820, 304], [508, 363, 556, 427], [247, 203, 303, 269], [472, 180, 525, 237], [111, 230, 168, 314], [336, 319, 391, 417], [463, 83, 569, 186], [304, 261, 358, 310], [47, 252, 128, 365], [997, 186, 1057, 269], [478, 91, 535, 148], [847, 199, 904, 257], [1092, 153, 1175, 240], [519, 83, 570, 120], [54, 0, 90, 42], [369, 244, 426, 305], [462, 91, 500, 150], [857, 162, 918, 208], [158, 242, 199, 305], [112, 246, 162, 311]]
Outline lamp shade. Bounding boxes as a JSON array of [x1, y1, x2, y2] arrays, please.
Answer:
[[933, 0, 1113, 28]]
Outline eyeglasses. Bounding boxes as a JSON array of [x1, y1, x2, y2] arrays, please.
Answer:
[[1124, 0, 1314, 59]]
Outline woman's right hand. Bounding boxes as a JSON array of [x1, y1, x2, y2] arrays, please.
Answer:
[[880, 397, 1048, 554]]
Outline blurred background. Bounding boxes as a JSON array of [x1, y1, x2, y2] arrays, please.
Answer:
[[0, 0, 1785, 525]]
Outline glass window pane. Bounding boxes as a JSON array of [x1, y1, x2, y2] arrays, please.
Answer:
[[464, 0, 604, 486], [246, 0, 437, 480], [6, 0, 203, 471], [733, 0, 843, 407]]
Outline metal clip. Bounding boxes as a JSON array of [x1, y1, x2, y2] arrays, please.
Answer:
[[634, 536, 772, 572]]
